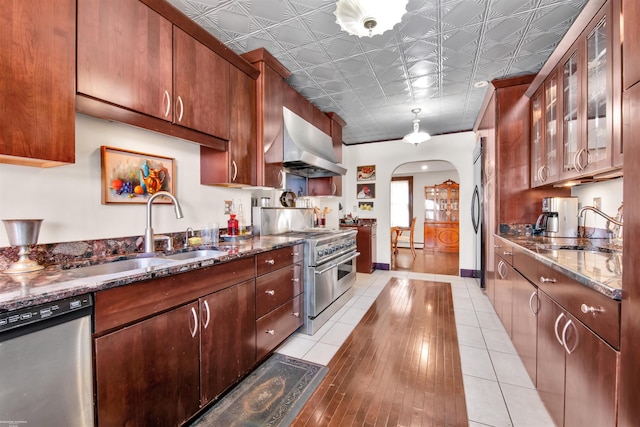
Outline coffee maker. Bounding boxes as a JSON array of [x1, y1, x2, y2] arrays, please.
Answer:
[[534, 197, 578, 237]]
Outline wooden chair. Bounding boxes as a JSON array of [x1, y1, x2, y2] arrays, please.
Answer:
[[393, 217, 417, 257]]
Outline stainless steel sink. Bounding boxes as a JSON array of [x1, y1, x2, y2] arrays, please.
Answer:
[[165, 249, 228, 261], [68, 257, 172, 276]]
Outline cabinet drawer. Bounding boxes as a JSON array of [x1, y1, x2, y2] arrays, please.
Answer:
[[513, 246, 538, 284], [95, 257, 254, 334], [256, 265, 303, 318], [494, 236, 514, 265], [256, 294, 303, 360], [256, 244, 302, 276], [536, 263, 620, 349]]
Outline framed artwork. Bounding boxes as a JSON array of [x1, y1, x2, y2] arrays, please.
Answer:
[[356, 183, 375, 199], [358, 201, 374, 212], [356, 165, 376, 181], [101, 146, 176, 204]]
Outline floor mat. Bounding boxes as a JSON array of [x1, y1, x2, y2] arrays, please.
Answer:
[[191, 353, 327, 427]]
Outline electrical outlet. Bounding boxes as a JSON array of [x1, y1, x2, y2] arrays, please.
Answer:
[[593, 197, 601, 210], [224, 200, 233, 214]]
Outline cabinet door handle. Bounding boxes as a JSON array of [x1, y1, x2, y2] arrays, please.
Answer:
[[265, 289, 275, 296], [231, 160, 238, 182], [189, 307, 198, 338], [580, 304, 604, 315], [561, 319, 578, 355], [503, 251, 512, 256], [554, 312, 566, 346], [331, 182, 337, 195], [528, 291, 539, 316], [265, 259, 275, 265], [265, 329, 275, 335], [163, 90, 171, 117], [202, 300, 211, 329], [278, 169, 285, 188], [540, 276, 557, 283], [292, 278, 299, 282], [176, 96, 184, 122], [497, 260, 507, 279], [292, 312, 300, 317]]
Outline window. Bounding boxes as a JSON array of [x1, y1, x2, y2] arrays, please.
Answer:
[[390, 176, 413, 227]]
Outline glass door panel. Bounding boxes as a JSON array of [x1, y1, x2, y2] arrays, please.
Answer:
[[586, 16, 608, 165], [563, 52, 579, 174]]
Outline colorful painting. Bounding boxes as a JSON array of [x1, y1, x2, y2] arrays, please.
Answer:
[[358, 201, 374, 212], [101, 146, 176, 204], [356, 183, 375, 199], [357, 165, 376, 181]]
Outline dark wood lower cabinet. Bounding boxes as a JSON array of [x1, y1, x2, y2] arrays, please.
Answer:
[[95, 302, 200, 426], [510, 273, 537, 384], [537, 291, 618, 427], [493, 253, 513, 336], [200, 279, 256, 405]]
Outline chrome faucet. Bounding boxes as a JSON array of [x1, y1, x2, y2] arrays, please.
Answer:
[[578, 204, 623, 242], [144, 191, 184, 253]]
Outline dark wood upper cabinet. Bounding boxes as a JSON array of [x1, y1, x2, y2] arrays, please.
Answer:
[[201, 66, 257, 186], [173, 27, 230, 140], [622, 0, 640, 90], [77, 0, 173, 121], [0, 0, 76, 167], [76, 0, 234, 150]]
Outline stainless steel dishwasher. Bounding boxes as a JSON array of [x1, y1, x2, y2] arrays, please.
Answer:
[[0, 294, 94, 426]]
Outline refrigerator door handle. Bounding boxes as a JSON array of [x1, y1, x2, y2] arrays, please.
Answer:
[[471, 185, 480, 233]]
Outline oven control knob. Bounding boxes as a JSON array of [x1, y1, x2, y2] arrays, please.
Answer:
[[318, 250, 323, 257]]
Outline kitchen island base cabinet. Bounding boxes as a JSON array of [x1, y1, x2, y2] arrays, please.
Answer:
[[95, 302, 200, 427]]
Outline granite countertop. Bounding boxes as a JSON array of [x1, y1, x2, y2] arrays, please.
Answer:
[[499, 234, 622, 301], [0, 236, 305, 312]]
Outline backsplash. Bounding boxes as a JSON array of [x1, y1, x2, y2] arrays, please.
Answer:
[[0, 229, 214, 272]]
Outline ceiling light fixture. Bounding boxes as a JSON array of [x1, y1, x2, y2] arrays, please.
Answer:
[[403, 108, 431, 146], [334, 0, 408, 38]]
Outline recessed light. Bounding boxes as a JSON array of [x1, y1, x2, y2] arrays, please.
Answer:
[[474, 80, 489, 88], [421, 165, 428, 170]]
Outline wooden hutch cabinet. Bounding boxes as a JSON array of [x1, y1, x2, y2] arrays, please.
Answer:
[[423, 179, 459, 253]]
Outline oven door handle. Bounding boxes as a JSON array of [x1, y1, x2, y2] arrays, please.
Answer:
[[335, 252, 361, 265], [314, 263, 338, 275]]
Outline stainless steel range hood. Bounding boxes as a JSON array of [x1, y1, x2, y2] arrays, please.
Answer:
[[283, 107, 347, 177]]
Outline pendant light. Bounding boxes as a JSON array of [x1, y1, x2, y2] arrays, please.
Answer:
[[403, 108, 431, 146], [334, 0, 408, 38]]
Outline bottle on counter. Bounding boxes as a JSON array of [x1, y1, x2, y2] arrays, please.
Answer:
[[237, 202, 246, 235], [227, 214, 239, 236]]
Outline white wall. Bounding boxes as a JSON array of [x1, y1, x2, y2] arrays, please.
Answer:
[[0, 114, 253, 246], [342, 132, 477, 271], [393, 169, 460, 245], [571, 177, 624, 229]]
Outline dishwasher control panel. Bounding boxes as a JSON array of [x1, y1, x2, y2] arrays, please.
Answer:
[[0, 294, 92, 333]]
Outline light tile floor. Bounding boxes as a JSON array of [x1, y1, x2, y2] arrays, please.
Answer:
[[276, 270, 555, 427]]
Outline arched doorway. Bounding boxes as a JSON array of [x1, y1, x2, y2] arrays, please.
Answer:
[[390, 160, 460, 274]]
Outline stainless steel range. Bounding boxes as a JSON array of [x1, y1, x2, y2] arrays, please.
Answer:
[[254, 207, 359, 335], [284, 228, 359, 335]]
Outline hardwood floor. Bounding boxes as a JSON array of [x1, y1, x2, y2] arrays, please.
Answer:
[[391, 248, 459, 275], [291, 277, 467, 427]]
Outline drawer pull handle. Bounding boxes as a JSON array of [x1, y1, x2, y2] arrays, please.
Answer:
[[266, 329, 275, 335], [540, 276, 557, 283], [265, 290, 275, 296], [293, 252, 299, 256], [265, 259, 275, 265], [292, 278, 299, 282], [292, 312, 300, 317], [581, 304, 604, 315], [503, 251, 512, 256]]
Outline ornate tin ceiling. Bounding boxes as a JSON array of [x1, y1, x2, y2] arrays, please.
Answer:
[[167, 0, 589, 144]]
